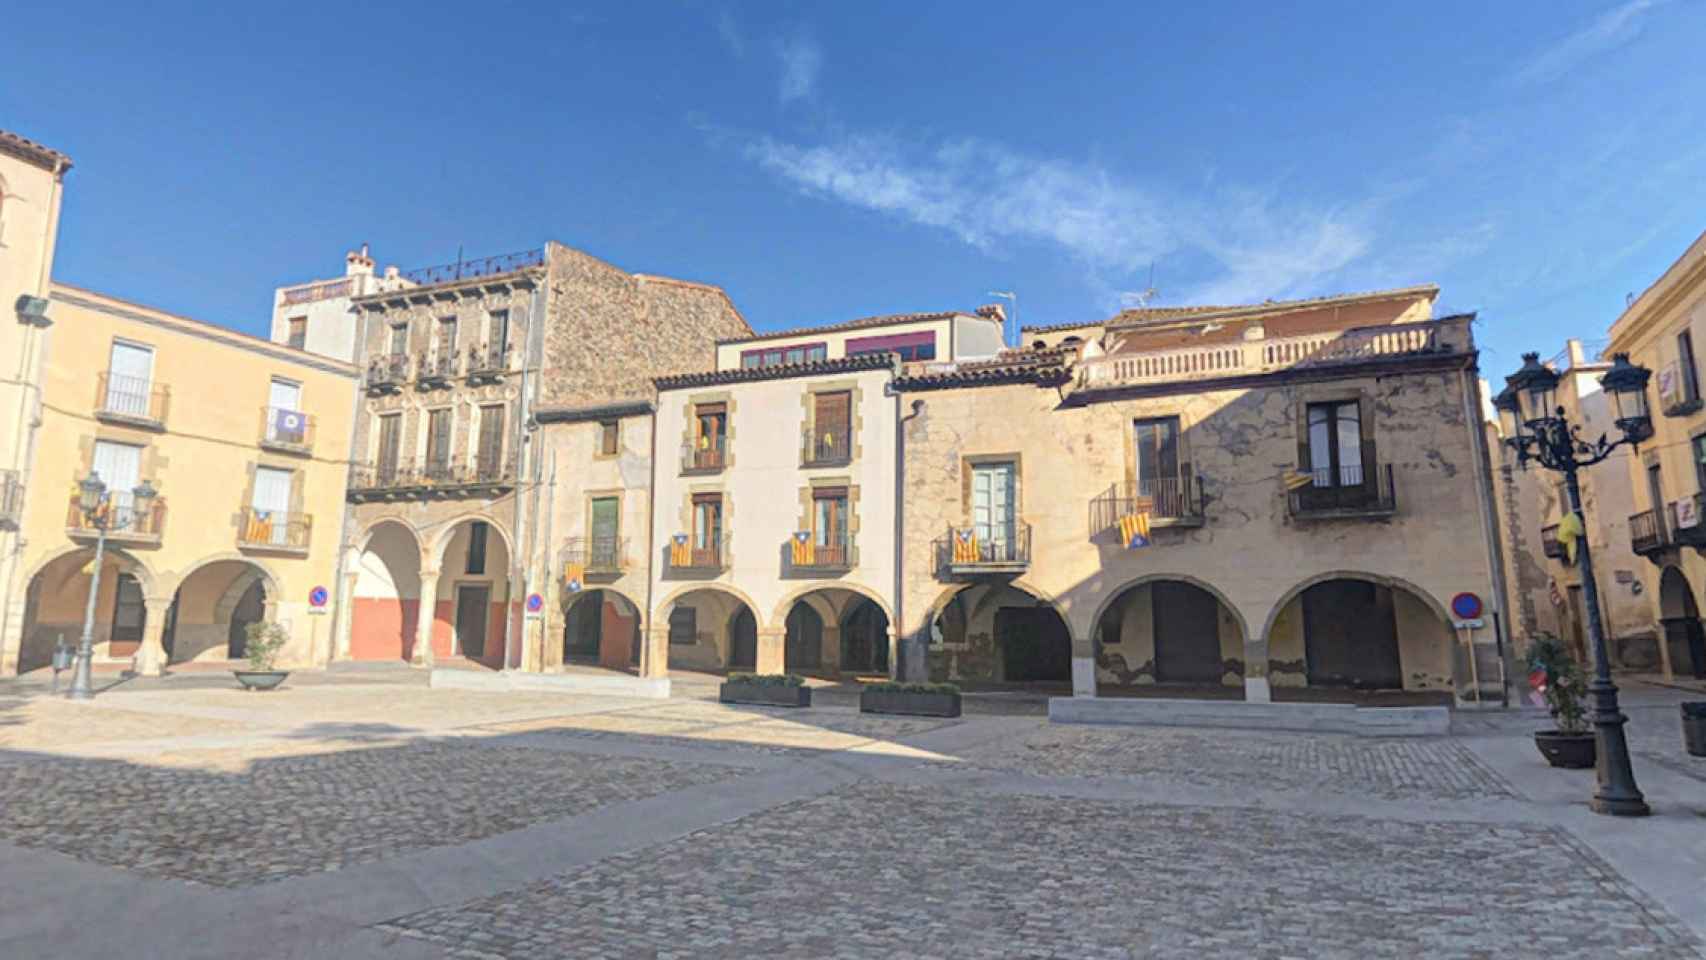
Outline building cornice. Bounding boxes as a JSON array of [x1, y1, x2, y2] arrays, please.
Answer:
[[1606, 237, 1706, 354], [654, 353, 896, 391], [1059, 351, 1477, 407], [532, 399, 655, 424]]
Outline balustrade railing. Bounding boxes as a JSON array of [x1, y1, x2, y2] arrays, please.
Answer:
[[237, 507, 312, 551], [96, 371, 169, 425], [400, 248, 545, 286]]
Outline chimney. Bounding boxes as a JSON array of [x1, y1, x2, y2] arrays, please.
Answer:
[[975, 303, 1006, 325], [345, 243, 376, 278]]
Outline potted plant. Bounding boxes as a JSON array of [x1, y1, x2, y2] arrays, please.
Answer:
[[233, 622, 290, 691], [719, 672, 810, 707], [1527, 636, 1594, 768], [860, 681, 962, 718]]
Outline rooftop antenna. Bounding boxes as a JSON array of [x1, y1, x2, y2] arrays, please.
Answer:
[[1122, 261, 1160, 310], [988, 290, 1017, 346]]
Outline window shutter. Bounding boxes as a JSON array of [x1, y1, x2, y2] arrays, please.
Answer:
[[1294, 398, 1310, 472], [1356, 394, 1377, 490]]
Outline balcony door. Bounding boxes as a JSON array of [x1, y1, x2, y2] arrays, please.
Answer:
[[267, 378, 303, 444], [590, 496, 619, 568], [251, 467, 292, 546], [813, 487, 849, 565], [692, 493, 723, 566], [92, 440, 142, 522], [426, 408, 453, 479], [477, 404, 505, 479], [376, 413, 402, 483], [106, 341, 153, 416], [971, 461, 1016, 559], [812, 391, 851, 462], [1134, 417, 1185, 516], [1304, 401, 1370, 510]]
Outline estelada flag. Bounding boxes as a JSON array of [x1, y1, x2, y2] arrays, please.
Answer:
[[952, 528, 980, 563], [563, 562, 585, 593], [1119, 512, 1152, 549], [1283, 470, 1314, 491], [669, 533, 691, 566], [790, 530, 814, 566]]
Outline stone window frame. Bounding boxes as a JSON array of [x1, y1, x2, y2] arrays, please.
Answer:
[[76, 428, 161, 507], [958, 452, 1024, 526], [794, 475, 860, 567], [679, 483, 732, 567], [595, 419, 621, 460], [799, 379, 862, 467], [1687, 424, 1706, 495], [1291, 385, 1377, 479], [1121, 412, 1191, 500], [680, 390, 735, 474], [583, 487, 626, 569]]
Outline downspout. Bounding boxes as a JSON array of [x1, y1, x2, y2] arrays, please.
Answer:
[[895, 381, 923, 681], [503, 277, 546, 671], [642, 393, 660, 677], [538, 447, 555, 671], [1463, 361, 1512, 706], [326, 304, 368, 665]]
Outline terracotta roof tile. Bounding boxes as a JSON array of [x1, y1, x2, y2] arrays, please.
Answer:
[[0, 128, 73, 171], [654, 352, 896, 390], [716, 310, 980, 346], [894, 346, 1071, 390]]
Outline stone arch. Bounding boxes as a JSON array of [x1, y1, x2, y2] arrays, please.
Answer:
[[653, 584, 763, 672], [771, 583, 896, 678], [160, 556, 283, 664], [769, 581, 895, 632], [15, 545, 162, 673], [653, 582, 767, 632], [1087, 573, 1250, 647], [926, 580, 1074, 686], [427, 512, 515, 568], [357, 516, 423, 554], [1657, 565, 1695, 620], [561, 586, 644, 671], [165, 553, 284, 609], [1090, 574, 1248, 694], [350, 517, 425, 661], [1260, 570, 1454, 643], [1260, 570, 1457, 696], [1656, 565, 1703, 678], [425, 514, 515, 665], [21, 544, 162, 601]]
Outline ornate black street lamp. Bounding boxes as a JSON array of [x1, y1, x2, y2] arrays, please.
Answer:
[[67, 471, 158, 701], [1495, 351, 1652, 816]]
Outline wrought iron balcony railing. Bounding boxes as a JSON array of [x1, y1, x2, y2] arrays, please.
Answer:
[[666, 540, 725, 573], [682, 440, 727, 474], [95, 371, 169, 428], [65, 490, 166, 542], [466, 342, 511, 381], [785, 534, 854, 574], [562, 536, 628, 575], [365, 353, 410, 393], [347, 455, 518, 501], [1087, 476, 1205, 538], [801, 426, 852, 467], [1629, 508, 1668, 555], [416, 351, 460, 386], [237, 507, 312, 553], [1286, 463, 1397, 520], [933, 523, 1031, 578], [399, 247, 545, 287], [0, 470, 21, 529], [259, 406, 315, 453], [1541, 523, 1565, 560]]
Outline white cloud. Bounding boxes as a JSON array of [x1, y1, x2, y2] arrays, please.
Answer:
[[716, 9, 743, 58], [1513, 0, 1671, 85], [744, 131, 1387, 306], [774, 31, 821, 104]]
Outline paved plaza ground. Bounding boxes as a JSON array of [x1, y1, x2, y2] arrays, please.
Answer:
[[1, 666, 1703, 958]]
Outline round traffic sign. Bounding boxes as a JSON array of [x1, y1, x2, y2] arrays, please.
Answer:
[[308, 585, 329, 608], [1450, 592, 1482, 620], [525, 593, 544, 613]]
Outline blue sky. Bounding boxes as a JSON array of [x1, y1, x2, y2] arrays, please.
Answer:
[[5, 1, 1705, 373]]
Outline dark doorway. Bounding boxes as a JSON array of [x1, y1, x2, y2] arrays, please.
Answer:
[[162, 596, 179, 660], [785, 603, 823, 671], [109, 573, 147, 658], [1300, 580, 1402, 688], [995, 605, 1072, 682], [840, 598, 890, 674], [456, 585, 490, 658], [564, 589, 601, 661], [728, 607, 757, 670], [227, 580, 266, 659], [1152, 581, 1223, 684]]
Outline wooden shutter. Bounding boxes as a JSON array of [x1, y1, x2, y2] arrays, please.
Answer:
[[478, 405, 505, 474], [815, 392, 851, 436]]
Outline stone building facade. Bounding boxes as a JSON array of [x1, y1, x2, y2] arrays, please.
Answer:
[[891, 288, 1511, 705]]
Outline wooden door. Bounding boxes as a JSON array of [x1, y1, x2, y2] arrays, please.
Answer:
[[995, 606, 1071, 682], [109, 573, 146, 657], [785, 603, 823, 671], [728, 607, 757, 669], [427, 408, 453, 478], [1152, 581, 1222, 684], [456, 585, 489, 657], [477, 405, 505, 478], [564, 591, 600, 660], [1301, 580, 1402, 689]]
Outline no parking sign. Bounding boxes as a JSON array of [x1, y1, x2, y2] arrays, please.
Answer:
[[307, 585, 330, 616], [1451, 592, 1483, 629], [525, 592, 544, 620]]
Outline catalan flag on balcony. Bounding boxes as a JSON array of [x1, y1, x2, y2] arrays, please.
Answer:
[[1119, 511, 1152, 549], [1283, 470, 1314, 491], [245, 510, 274, 544], [791, 530, 814, 566], [952, 528, 979, 563], [1557, 511, 1584, 566], [669, 533, 691, 567], [563, 561, 585, 594]]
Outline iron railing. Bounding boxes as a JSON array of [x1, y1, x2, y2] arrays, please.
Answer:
[[0, 470, 21, 528], [280, 277, 353, 305], [562, 536, 627, 574], [1088, 476, 1204, 536], [348, 455, 517, 497], [96, 371, 169, 426], [667, 541, 724, 572], [259, 406, 315, 452], [801, 426, 852, 467], [933, 522, 1031, 576], [237, 507, 311, 551], [416, 351, 460, 384], [1541, 523, 1564, 560], [65, 490, 166, 539], [365, 353, 410, 391], [682, 439, 727, 474], [1629, 509, 1667, 555], [786, 534, 854, 572], [1287, 462, 1397, 518], [400, 248, 545, 286], [466, 342, 510, 379]]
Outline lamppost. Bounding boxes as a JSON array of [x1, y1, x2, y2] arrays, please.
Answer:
[[67, 471, 158, 702], [1494, 351, 1653, 817]]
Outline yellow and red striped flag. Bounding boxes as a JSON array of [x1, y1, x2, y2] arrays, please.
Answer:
[[669, 533, 691, 567], [790, 531, 814, 566], [952, 528, 980, 563], [1119, 512, 1152, 549]]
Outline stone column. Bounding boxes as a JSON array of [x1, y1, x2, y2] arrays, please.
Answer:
[[414, 566, 440, 667], [1071, 656, 1096, 697], [1243, 636, 1271, 703], [756, 627, 785, 675], [135, 598, 174, 677], [334, 570, 359, 662], [641, 625, 670, 679], [820, 624, 841, 676]]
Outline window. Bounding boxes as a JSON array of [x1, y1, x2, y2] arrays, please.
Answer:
[[266, 378, 304, 444], [692, 492, 723, 557], [813, 486, 849, 550], [437, 316, 458, 355], [668, 606, 697, 645], [250, 466, 293, 547], [476, 404, 505, 478], [1306, 401, 1364, 487], [590, 496, 620, 568], [598, 420, 620, 457], [466, 522, 488, 575], [376, 413, 402, 481], [105, 340, 154, 416], [92, 440, 143, 517], [692, 402, 727, 469], [1694, 435, 1706, 494], [1134, 416, 1191, 516], [846, 330, 936, 362], [489, 309, 509, 352], [739, 343, 827, 368], [1680, 330, 1701, 406], [427, 408, 453, 476], [388, 322, 409, 356], [286, 316, 307, 349], [810, 391, 852, 463]]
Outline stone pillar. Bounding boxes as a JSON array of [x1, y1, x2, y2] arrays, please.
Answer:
[[414, 566, 440, 666], [334, 570, 359, 662], [641, 625, 670, 679], [756, 627, 785, 675], [135, 598, 174, 677], [1071, 656, 1096, 697], [1243, 636, 1271, 703], [820, 624, 841, 676]]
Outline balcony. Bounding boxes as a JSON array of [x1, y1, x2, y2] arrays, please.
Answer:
[[801, 427, 852, 468], [258, 406, 315, 455], [1668, 494, 1706, 551], [65, 491, 165, 545], [400, 247, 545, 287], [0, 470, 21, 530], [365, 353, 410, 394], [665, 540, 725, 576], [1541, 523, 1565, 560], [416, 351, 459, 388], [933, 523, 1031, 579], [466, 342, 511, 384], [347, 455, 517, 502], [279, 277, 353, 306], [237, 507, 311, 555], [682, 440, 727, 475], [1088, 477, 1205, 539], [562, 536, 628, 578], [1286, 464, 1397, 521], [1629, 509, 1669, 557], [784, 534, 854, 576], [1074, 316, 1469, 394], [95, 371, 169, 429]]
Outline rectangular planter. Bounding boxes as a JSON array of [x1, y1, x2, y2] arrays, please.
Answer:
[[719, 682, 811, 708], [860, 689, 961, 718]]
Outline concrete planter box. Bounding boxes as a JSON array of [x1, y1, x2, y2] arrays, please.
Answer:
[[861, 689, 961, 718], [233, 670, 288, 691], [1532, 730, 1595, 768], [719, 682, 810, 708]]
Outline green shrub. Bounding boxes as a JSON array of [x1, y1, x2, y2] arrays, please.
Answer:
[[865, 681, 960, 695], [725, 673, 805, 687], [242, 622, 289, 673], [1526, 636, 1587, 734]]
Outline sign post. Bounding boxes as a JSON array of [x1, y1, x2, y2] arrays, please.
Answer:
[[1451, 592, 1484, 706]]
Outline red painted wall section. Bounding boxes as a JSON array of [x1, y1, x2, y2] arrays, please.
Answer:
[[432, 600, 454, 659], [599, 600, 636, 670], [351, 598, 416, 661]]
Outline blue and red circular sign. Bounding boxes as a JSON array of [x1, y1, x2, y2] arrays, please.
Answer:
[[1450, 592, 1482, 620], [308, 586, 329, 608], [525, 593, 544, 613]]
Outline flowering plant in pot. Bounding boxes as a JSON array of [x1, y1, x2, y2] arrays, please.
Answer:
[[1527, 636, 1594, 768], [234, 622, 290, 691]]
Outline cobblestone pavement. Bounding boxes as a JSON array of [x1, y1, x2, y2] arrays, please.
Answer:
[[0, 738, 734, 887], [384, 781, 1698, 960], [957, 723, 1516, 800]]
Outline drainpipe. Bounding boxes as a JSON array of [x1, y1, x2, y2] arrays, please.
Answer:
[[538, 447, 556, 670], [1463, 363, 1512, 706], [503, 277, 547, 672], [326, 305, 368, 665], [642, 395, 661, 677], [895, 386, 923, 681]]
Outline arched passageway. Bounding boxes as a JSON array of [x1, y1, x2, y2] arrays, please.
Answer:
[[18, 549, 155, 673], [1093, 578, 1244, 697], [778, 587, 894, 677], [160, 559, 275, 664], [1658, 566, 1706, 679], [929, 583, 1070, 686], [660, 587, 760, 672], [784, 603, 823, 672], [1265, 575, 1454, 700], [350, 521, 422, 661], [562, 588, 642, 671], [430, 518, 515, 667], [839, 597, 890, 675]]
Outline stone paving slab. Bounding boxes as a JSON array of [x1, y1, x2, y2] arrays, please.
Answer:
[[478, 703, 960, 758], [0, 739, 736, 888], [956, 723, 1516, 801], [382, 781, 1702, 959], [0, 696, 248, 749]]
